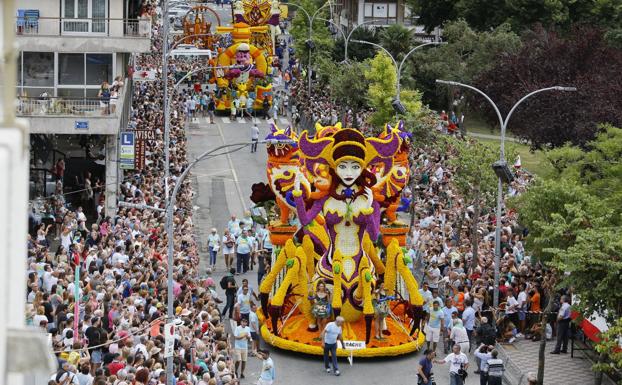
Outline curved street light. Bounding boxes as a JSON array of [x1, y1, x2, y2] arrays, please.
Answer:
[[435, 80, 577, 308], [287, 0, 334, 95], [350, 39, 443, 101]]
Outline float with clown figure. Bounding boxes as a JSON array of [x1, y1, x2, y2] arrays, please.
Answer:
[[215, 0, 280, 113]]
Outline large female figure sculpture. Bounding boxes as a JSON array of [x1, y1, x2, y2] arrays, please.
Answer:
[[258, 125, 424, 357]]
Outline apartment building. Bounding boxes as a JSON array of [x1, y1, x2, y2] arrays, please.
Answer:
[[14, 0, 152, 217], [334, 0, 440, 40]]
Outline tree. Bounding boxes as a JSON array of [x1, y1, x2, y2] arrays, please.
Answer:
[[332, 27, 379, 62], [406, 0, 457, 33], [474, 26, 622, 149], [329, 61, 371, 115], [406, 20, 522, 109], [445, 138, 506, 270], [378, 24, 414, 61], [289, 0, 335, 74], [512, 126, 622, 321], [409, 0, 622, 33], [594, 317, 622, 383], [364, 52, 423, 128]]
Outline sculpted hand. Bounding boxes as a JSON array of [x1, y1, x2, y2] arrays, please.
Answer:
[[364, 187, 373, 209], [294, 172, 302, 192]]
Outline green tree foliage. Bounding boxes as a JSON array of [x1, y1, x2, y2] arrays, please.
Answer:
[[332, 27, 379, 62], [407, 0, 456, 33], [289, 0, 335, 69], [406, 20, 521, 109], [364, 52, 423, 128], [409, 0, 622, 33], [329, 61, 370, 111], [512, 126, 622, 320], [444, 137, 503, 268], [594, 317, 622, 380], [474, 26, 622, 149], [377, 24, 414, 61]]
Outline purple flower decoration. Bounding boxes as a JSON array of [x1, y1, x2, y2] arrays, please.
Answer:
[[250, 68, 265, 78], [226, 69, 241, 79]]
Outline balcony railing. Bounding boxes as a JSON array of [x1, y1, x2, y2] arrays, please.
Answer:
[[15, 17, 152, 38], [17, 96, 121, 117]]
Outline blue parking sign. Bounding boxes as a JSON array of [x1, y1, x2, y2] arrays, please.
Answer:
[[120, 132, 135, 170], [121, 132, 135, 145]]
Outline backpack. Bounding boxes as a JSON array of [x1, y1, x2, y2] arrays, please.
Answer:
[[220, 275, 229, 290]]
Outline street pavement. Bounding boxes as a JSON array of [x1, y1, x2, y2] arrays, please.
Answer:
[[186, 114, 482, 385]]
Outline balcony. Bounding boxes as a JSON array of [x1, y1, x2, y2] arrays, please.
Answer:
[[15, 16, 152, 53], [16, 85, 128, 135]]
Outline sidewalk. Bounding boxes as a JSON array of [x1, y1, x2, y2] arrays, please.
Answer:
[[498, 338, 613, 385]]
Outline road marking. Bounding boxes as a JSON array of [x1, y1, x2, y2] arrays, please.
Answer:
[[215, 119, 248, 212], [221, 117, 231, 124], [236, 116, 246, 124]]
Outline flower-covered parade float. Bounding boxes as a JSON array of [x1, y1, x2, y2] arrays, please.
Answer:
[[252, 122, 425, 357], [214, 0, 280, 112]]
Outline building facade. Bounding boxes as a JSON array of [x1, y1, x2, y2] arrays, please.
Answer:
[[14, 0, 152, 217]]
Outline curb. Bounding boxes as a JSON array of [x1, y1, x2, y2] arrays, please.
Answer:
[[496, 343, 529, 385]]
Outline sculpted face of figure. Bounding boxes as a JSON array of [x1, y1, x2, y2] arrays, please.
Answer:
[[336, 160, 362, 186], [235, 44, 252, 66]]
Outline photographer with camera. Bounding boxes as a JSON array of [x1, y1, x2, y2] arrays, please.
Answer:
[[434, 344, 469, 385], [418, 349, 436, 385], [474, 343, 494, 385]]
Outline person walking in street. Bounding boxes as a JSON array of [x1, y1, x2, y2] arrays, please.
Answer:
[[321, 316, 345, 376], [462, 300, 476, 351], [207, 95, 216, 124], [233, 317, 252, 379], [474, 344, 494, 385], [551, 295, 571, 354], [418, 349, 436, 385], [207, 228, 220, 270], [435, 344, 469, 385], [257, 349, 275, 385], [425, 299, 445, 353], [222, 229, 236, 270], [251, 123, 260, 153], [236, 285, 253, 322], [486, 350, 505, 385], [221, 268, 237, 319], [236, 229, 252, 273]]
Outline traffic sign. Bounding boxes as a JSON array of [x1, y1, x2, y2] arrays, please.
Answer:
[[120, 132, 135, 170], [164, 322, 175, 358]]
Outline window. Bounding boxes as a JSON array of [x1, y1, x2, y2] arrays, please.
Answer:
[[86, 54, 112, 85], [62, 0, 108, 34], [59, 53, 85, 85], [363, 1, 398, 24], [23, 52, 54, 87]]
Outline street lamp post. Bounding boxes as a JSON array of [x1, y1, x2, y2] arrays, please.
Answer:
[[350, 39, 442, 104], [159, 7, 224, 379], [287, 1, 333, 96], [435, 80, 576, 308], [342, 20, 375, 63]]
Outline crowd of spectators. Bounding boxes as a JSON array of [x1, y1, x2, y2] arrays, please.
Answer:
[[288, 79, 373, 133], [25, 5, 245, 385], [400, 142, 570, 362]]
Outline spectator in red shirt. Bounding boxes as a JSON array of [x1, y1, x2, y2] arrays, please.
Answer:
[[107, 353, 126, 376]]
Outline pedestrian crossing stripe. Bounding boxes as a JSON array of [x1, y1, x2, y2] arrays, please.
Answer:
[[216, 116, 291, 126]]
